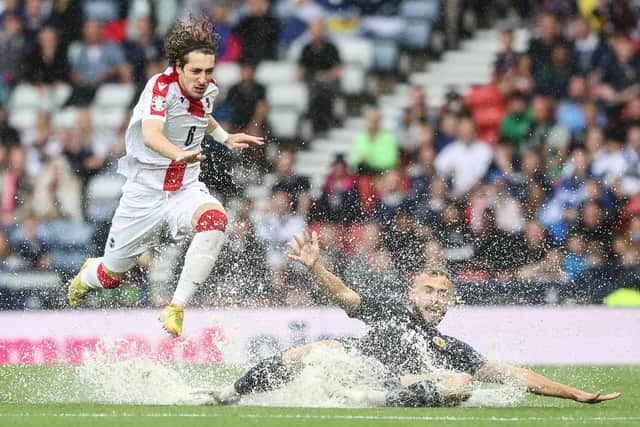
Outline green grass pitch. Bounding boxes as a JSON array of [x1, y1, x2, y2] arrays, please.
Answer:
[[1, 365, 638, 427]]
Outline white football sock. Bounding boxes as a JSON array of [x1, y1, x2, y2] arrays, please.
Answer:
[[80, 257, 104, 289], [171, 230, 227, 307]]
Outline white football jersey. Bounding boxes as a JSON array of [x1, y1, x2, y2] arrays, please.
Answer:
[[119, 66, 219, 191]]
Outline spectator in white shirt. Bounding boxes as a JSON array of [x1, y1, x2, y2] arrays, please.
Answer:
[[256, 190, 306, 271], [591, 131, 627, 187], [435, 116, 493, 198]]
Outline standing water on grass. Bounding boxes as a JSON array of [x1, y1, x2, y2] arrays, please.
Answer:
[[6, 337, 525, 407]]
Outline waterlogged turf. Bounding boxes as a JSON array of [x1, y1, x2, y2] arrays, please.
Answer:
[[1, 365, 638, 427]]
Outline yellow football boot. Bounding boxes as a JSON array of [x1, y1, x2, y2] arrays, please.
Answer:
[[159, 304, 184, 337], [67, 258, 94, 308]]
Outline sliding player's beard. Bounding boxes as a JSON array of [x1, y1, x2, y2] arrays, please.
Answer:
[[414, 304, 446, 327]]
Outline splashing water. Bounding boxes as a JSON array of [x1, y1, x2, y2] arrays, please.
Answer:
[[14, 338, 525, 407]]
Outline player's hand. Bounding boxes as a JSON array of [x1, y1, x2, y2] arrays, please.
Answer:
[[287, 229, 320, 270], [225, 133, 264, 149], [573, 391, 621, 404], [175, 149, 206, 164]]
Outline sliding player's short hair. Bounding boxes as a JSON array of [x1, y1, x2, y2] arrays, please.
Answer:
[[165, 15, 219, 68], [418, 263, 452, 284]]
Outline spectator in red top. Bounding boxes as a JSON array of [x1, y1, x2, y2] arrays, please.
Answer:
[[314, 154, 361, 223]]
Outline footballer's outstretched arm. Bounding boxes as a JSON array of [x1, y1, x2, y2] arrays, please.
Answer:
[[142, 118, 205, 163], [287, 230, 362, 313], [207, 117, 264, 149], [474, 361, 621, 404]]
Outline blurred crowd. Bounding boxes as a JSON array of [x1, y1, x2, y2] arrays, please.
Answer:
[[2, 0, 640, 309]]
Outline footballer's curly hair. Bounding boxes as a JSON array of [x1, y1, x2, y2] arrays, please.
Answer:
[[165, 15, 219, 68]]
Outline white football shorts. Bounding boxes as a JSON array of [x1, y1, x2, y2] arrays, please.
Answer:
[[102, 179, 221, 273]]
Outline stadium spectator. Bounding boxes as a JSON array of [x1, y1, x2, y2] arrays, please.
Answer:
[[75, 108, 114, 166], [401, 86, 435, 155], [527, 13, 567, 87], [499, 91, 533, 150], [0, 228, 23, 273], [535, 41, 574, 97], [256, 190, 307, 305], [0, 106, 19, 147], [224, 60, 268, 136], [10, 211, 50, 270], [522, 95, 555, 153], [257, 190, 306, 271], [208, 3, 241, 63], [563, 233, 588, 280], [408, 143, 437, 201], [32, 157, 83, 223], [383, 206, 424, 273], [314, 154, 361, 223], [472, 208, 521, 273], [23, 112, 60, 178], [434, 110, 459, 152], [599, 35, 640, 119], [414, 176, 447, 228], [591, 131, 627, 185], [494, 27, 520, 78], [372, 169, 408, 228], [298, 19, 342, 135], [349, 107, 399, 173], [435, 116, 493, 198], [0, 146, 29, 226], [23, 0, 49, 42], [271, 150, 311, 216], [47, 0, 84, 48], [556, 75, 589, 136], [124, 15, 165, 89], [19, 25, 70, 88], [67, 19, 132, 106], [209, 213, 272, 305], [58, 127, 102, 184], [0, 13, 25, 87], [570, 16, 608, 76], [434, 202, 474, 271], [234, 0, 281, 64]]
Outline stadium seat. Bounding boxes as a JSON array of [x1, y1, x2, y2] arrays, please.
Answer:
[[373, 39, 399, 72], [53, 84, 72, 108], [8, 85, 42, 110], [91, 107, 127, 130], [401, 20, 433, 50], [52, 107, 77, 129], [399, 0, 440, 20], [8, 109, 38, 131], [335, 37, 374, 69], [40, 220, 93, 249], [465, 84, 504, 109], [86, 173, 125, 222], [256, 61, 298, 86], [341, 65, 367, 95], [213, 62, 240, 90], [268, 108, 300, 139], [266, 83, 308, 111], [93, 84, 136, 109]]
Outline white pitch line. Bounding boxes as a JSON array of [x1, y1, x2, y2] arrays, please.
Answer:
[[0, 413, 638, 422]]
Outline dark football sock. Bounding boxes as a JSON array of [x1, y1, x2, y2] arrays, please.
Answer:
[[233, 355, 295, 395]]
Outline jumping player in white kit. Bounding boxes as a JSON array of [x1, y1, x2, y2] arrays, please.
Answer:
[[67, 16, 263, 337]]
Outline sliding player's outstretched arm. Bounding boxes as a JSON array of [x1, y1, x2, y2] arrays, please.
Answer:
[[287, 230, 362, 314], [474, 361, 621, 403]]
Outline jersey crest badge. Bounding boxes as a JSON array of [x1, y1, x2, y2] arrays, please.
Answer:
[[151, 95, 166, 112], [433, 336, 446, 349]]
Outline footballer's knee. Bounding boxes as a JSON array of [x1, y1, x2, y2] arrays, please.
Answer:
[[98, 263, 128, 288], [192, 203, 227, 232]]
